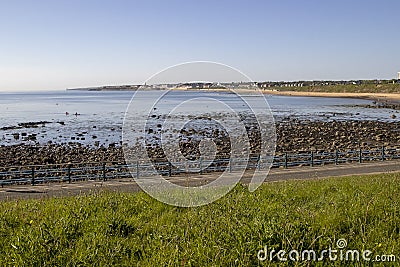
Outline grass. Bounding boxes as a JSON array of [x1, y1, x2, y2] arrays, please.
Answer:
[[0, 173, 399, 266], [268, 84, 400, 94]]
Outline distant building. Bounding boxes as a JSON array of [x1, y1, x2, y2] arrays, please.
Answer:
[[398, 72, 400, 80]]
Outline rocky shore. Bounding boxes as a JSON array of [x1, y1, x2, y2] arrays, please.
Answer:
[[276, 119, 399, 151], [0, 119, 399, 167]]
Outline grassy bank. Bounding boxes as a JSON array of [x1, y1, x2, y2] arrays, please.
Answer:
[[1, 173, 399, 266], [269, 83, 400, 94]]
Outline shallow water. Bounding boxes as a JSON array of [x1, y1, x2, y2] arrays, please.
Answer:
[[0, 90, 398, 146]]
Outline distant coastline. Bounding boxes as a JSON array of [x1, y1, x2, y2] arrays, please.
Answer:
[[67, 80, 400, 103], [67, 85, 141, 91]]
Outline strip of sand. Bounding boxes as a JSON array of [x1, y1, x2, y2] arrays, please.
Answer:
[[262, 90, 400, 102]]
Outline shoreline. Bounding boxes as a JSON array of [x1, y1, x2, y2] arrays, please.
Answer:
[[261, 89, 400, 103], [146, 88, 400, 104], [167, 88, 400, 106]]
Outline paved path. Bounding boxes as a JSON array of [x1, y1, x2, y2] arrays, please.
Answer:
[[1, 160, 399, 201]]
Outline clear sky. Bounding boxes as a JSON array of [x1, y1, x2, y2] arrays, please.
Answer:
[[1, 0, 399, 91]]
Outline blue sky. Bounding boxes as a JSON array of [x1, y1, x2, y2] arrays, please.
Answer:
[[0, 0, 399, 91]]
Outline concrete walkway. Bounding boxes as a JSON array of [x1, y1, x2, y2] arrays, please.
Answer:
[[1, 160, 399, 201]]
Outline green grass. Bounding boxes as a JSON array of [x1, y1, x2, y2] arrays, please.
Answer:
[[269, 84, 400, 94], [0, 173, 399, 266]]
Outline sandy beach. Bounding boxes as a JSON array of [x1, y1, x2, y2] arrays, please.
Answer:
[[262, 89, 400, 102]]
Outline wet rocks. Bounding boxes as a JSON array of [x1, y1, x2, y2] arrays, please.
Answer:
[[349, 101, 400, 110], [18, 121, 51, 128], [0, 143, 125, 166], [1, 121, 53, 131], [26, 134, 37, 141], [275, 119, 399, 152]]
